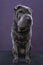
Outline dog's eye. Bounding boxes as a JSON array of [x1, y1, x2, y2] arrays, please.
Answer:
[[18, 16, 21, 19], [17, 10, 24, 19], [19, 11, 24, 13], [18, 12, 24, 19], [18, 13, 21, 19], [27, 19, 31, 26]]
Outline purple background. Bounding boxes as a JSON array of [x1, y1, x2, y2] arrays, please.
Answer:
[[0, 0, 43, 51]]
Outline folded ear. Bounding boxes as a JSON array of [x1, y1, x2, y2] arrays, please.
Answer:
[[13, 7, 17, 22], [14, 5, 21, 23], [28, 7, 32, 15], [14, 4, 22, 10]]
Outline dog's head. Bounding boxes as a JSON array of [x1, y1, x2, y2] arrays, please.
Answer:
[[14, 5, 33, 31]]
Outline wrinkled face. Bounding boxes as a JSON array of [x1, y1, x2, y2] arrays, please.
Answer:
[[18, 14, 31, 27], [18, 14, 32, 32], [17, 10, 28, 20], [14, 5, 32, 31], [16, 7, 31, 20]]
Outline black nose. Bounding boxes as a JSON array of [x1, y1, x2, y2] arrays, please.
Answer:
[[20, 27, 25, 30]]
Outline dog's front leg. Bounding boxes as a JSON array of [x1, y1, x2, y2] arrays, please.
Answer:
[[11, 31, 18, 63], [25, 40, 31, 64]]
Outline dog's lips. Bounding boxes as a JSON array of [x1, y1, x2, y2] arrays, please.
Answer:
[[20, 27, 25, 30], [18, 27, 26, 32]]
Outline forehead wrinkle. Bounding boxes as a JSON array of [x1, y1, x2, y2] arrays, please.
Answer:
[[15, 5, 32, 15]]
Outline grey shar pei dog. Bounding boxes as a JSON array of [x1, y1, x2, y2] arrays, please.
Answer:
[[11, 5, 33, 64]]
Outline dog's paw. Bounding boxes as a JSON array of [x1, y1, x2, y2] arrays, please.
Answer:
[[25, 58, 31, 64], [13, 58, 18, 63]]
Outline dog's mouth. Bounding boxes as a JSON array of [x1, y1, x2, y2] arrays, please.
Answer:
[[18, 26, 30, 34], [18, 27, 26, 32], [20, 27, 25, 30]]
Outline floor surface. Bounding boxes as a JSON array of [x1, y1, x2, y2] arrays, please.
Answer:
[[0, 51, 43, 65]]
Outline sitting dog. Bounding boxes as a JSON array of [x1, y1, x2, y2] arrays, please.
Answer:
[[11, 5, 33, 64]]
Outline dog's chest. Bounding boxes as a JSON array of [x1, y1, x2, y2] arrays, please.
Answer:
[[16, 27, 29, 46]]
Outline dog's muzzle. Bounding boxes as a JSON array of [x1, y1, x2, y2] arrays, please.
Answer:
[[18, 14, 32, 32]]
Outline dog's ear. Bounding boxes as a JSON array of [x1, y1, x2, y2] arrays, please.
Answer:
[[28, 7, 32, 15], [14, 5, 23, 22], [13, 8, 16, 21], [14, 5, 22, 11], [14, 5, 21, 23]]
